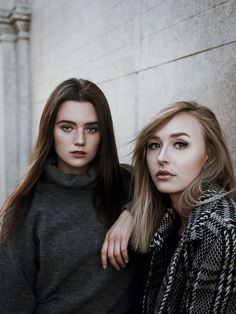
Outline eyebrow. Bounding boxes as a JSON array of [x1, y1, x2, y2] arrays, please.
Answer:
[[56, 120, 99, 126], [170, 132, 190, 138], [149, 132, 190, 140]]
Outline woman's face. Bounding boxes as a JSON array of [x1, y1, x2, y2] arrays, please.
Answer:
[[54, 100, 101, 175], [146, 112, 208, 207]]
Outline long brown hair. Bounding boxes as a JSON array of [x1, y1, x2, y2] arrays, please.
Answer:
[[0, 78, 126, 241], [131, 101, 236, 252]]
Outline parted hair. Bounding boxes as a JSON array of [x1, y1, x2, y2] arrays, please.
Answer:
[[131, 101, 236, 253], [1, 78, 125, 241]]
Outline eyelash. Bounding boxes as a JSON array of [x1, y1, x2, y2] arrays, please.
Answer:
[[174, 141, 188, 149], [147, 143, 161, 150], [86, 127, 98, 133], [147, 141, 189, 150], [61, 125, 72, 132], [60, 125, 99, 133]]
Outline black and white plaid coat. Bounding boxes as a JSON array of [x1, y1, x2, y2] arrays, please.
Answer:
[[143, 184, 236, 313]]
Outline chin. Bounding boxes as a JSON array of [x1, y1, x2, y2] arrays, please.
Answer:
[[156, 185, 180, 194]]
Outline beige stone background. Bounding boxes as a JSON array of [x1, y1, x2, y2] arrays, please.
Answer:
[[0, 0, 236, 205]]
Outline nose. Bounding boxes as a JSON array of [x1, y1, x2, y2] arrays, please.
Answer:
[[157, 145, 169, 165], [73, 129, 85, 146]]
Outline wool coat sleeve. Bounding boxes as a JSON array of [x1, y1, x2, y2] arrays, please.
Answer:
[[186, 227, 236, 313], [0, 218, 38, 313]]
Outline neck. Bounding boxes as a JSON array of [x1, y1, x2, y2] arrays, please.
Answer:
[[170, 193, 190, 235], [170, 193, 181, 213]]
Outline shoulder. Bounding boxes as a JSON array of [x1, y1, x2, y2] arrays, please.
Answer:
[[187, 197, 236, 265], [120, 163, 133, 175], [119, 164, 133, 183], [208, 195, 236, 231], [205, 199, 236, 263], [188, 194, 236, 241], [119, 164, 133, 202], [26, 178, 55, 221], [199, 195, 236, 244]]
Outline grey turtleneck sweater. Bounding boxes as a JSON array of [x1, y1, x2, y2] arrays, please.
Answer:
[[0, 161, 144, 313]]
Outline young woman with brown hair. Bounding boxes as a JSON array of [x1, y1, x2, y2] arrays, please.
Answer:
[[0, 78, 144, 313]]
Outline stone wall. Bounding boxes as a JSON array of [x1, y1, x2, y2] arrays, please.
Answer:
[[30, 0, 236, 165], [0, 0, 236, 203]]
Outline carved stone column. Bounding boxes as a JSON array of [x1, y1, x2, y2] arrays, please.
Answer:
[[0, 11, 18, 205], [11, 4, 31, 175], [0, 2, 31, 205]]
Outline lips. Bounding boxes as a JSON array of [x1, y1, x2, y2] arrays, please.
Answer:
[[70, 151, 87, 158], [156, 170, 175, 180]]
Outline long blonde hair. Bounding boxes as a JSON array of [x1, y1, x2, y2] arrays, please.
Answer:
[[131, 101, 236, 253]]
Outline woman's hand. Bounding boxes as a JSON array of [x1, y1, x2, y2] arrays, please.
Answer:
[[101, 210, 134, 271]]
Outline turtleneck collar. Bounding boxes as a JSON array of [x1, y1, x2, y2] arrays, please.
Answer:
[[44, 158, 99, 189]]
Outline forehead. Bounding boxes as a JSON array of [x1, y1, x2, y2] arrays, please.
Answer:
[[56, 100, 98, 121], [153, 112, 204, 138]]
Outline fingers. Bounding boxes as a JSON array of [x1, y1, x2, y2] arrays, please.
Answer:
[[101, 237, 108, 270], [100, 210, 133, 271], [120, 212, 133, 263], [114, 237, 126, 269], [121, 236, 129, 264], [107, 236, 122, 271], [101, 233, 127, 270]]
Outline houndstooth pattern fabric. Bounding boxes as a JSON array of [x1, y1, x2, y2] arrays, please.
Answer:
[[142, 184, 236, 313]]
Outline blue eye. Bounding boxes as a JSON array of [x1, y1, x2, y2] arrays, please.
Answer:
[[87, 127, 98, 133], [175, 141, 188, 149], [147, 143, 161, 150]]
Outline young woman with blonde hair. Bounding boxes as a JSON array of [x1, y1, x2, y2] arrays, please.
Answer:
[[102, 101, 236, 313], [0, 78, 144, 313]]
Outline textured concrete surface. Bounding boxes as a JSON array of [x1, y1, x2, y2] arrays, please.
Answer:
[[29, 0, 236, 160]]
